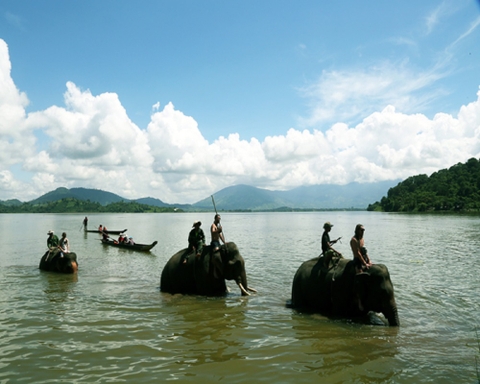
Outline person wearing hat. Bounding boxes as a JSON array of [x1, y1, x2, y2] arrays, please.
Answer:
[[350, 223, 372, 312], [321, 222, 342, 268], [350, 223, 371, 274], [182, 221, 206, 264], [47, 230, 60, 249]]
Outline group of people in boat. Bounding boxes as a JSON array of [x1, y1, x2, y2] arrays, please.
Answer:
[[116, 233, 135, 245]]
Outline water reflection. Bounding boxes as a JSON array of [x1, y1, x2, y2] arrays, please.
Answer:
[[289, 314, 400, 381]]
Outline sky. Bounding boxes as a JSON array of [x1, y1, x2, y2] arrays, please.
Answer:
[[0, 0, 480, 204]]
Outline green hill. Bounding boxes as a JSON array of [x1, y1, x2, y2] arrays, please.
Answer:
[[368, 157, 480, 212], [29, 187, 127, 206]]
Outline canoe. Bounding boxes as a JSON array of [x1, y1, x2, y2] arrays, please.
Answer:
[[85, 228, 128, 235], [101, 238, 158, 252]]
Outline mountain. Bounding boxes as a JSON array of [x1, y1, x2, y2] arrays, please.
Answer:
[[194, 185, 284, 210], [193, 181, 400, 211], [29, 187, 128, 206], [6, 179, 400, 212], [0, 198, 22, 206]]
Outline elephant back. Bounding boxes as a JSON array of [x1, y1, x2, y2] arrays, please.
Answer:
[[160, 248, 197, 294], [39, 249, 78, 273]]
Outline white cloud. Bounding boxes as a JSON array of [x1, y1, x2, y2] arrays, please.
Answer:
[[299, 60, 448, 128], [0, 38, 479, 203]]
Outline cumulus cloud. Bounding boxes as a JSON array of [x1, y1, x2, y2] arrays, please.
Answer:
[[0, 38, 479, 203]]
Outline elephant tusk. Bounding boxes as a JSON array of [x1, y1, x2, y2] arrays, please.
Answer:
[[237, 282, 251, 296], [247, 287, 257, 293]]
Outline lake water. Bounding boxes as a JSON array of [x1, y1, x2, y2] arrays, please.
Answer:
[[0, 211, 479, 383]]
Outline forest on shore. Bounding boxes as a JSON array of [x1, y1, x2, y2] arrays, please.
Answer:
[[367, 157, 480, 212], [0, 198, 180, 214]]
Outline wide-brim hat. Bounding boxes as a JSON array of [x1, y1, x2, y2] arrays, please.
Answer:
[[47, 230, 54, 235], [323, 222, 333, 229], [192, 221, 202, 227]]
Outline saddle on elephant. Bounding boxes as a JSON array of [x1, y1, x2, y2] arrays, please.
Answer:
[[321, 251, 344, 269]]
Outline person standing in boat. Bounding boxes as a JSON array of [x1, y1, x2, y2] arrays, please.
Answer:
[[83, 216, 88, 229]]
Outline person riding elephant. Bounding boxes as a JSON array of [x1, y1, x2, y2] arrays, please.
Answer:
[[291, 256, 399, 326], [39, 248, 78, 274], [180, 221, 205, 264], [160, 242, 257, 296]]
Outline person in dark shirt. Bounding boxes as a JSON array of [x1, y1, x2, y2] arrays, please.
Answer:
[[321, 222, 342, 268], [47, 230, 59, 249], [181, 221, 205, 264]]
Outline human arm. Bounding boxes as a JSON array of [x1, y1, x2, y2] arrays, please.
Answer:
[[350, 237, 369, 268]]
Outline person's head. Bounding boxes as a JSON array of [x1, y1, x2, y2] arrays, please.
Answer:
[[214, 214, 221, 222], [47, 230, 54, 237], [193, 221, 202, 229], [62, 232, 67, 238], [323, 222, 333, 231], [354, 224, 365, 238]]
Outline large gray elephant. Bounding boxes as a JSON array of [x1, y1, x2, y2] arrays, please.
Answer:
[[291, 255, 399, 326], [39, 249, 79, 274], [160, 242, 256, 296]]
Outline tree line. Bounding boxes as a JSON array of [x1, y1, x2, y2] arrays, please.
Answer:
[[0, 198, 180, 213], [367, 157, 480, 212]]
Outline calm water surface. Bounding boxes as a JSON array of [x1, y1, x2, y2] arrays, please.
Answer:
[[0, 212, 479, 383]]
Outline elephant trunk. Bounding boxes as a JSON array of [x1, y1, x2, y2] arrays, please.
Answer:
[[237, 269, 250, 296], [383, 299, 400, 326], [236, 269, 256, 296]]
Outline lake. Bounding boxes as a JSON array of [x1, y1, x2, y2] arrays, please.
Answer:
[[0, 211, 479, 383]]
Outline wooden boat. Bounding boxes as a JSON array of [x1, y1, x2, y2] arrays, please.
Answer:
[[101, 238, 158, 252], [85, 228, 127, 235]]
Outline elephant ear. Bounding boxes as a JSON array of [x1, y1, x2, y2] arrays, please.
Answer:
[[354, 272, 370, 301]]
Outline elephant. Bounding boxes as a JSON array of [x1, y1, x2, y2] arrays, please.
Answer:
[[291, 255, 399, 326], [39, 249, 79, 274], [160, 242, 256, 296]]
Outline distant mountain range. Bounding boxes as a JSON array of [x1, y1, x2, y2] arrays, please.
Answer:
[[0, 181, 400, 211]]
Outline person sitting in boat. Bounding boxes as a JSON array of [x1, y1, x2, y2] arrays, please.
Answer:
[[127, 236, 135, 245], [102, 231, 110, 241], [118, 233, 126, 243], [98, 224, 103, 232]]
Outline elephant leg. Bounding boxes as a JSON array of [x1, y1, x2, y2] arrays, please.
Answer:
[[353, 272, 370, 313], [211, 251, 223, 279]]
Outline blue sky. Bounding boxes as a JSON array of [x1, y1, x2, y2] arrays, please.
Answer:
[[0, 0, 480, 203]]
